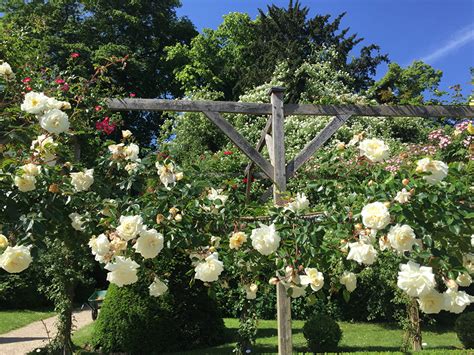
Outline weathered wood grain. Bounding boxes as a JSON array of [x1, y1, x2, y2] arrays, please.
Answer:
[[244, 117, 272, 176], [107, 98, 474, 117], [202, 111, 274, 181]]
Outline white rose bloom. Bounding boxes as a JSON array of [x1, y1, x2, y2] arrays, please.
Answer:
[[378, 235, 391, 251], [88, 234, 110, 259], [347, 242, 377, 265], [359, 138, 390, 162], [21, 92, 49, 115], [116, 215, 144, 241], [456, 273, 472, 287], [207, 188, 228, 205], [0, 245, 32, 273], [229, 232, 247, 250], [105, 256, 139, 287], [397, 261, 435, 297], [361, 202, 390, 230], [20, 163, 41, 176], [156, 162, 176, 188], [463, 253, 474, 274], [250, 223, 281, 256], [125, 162, 139, 175], [471, 235, 474, 247], [70, 169, 94, 192], [300, 268, 324, 291], [394, 189, 411, 204], [387, 224, 417, 252], [39, 109, 70, 134], [194, 252, 224, 282], [340, 271, 357, 292], [31, 135, 57, 165], [122, 130, 133, 139], [133, 229, 164, 259], [46, 97, 70, 110], [442, 289, 473, 314], [289, 285, 307, 298], [108, 143, 125, 156], [416, 158, 448, 184], [244, 283, 258, 299], [14, 175, 36, 192], [0, 61, 14, 80], [149, 278, 168, 297], [418, 290, 444, 314], [285, 192, 309, 213], [0, 234, 8, 249], [124, 143, 139, 161], [68, 213, 85, 231]]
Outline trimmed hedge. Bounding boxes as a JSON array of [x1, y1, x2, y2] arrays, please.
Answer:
[[303, 314, 342, 353]]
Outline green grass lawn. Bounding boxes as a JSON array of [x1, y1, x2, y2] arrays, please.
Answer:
[[73, 318, 466, 354], [0, 309, 55, 334]]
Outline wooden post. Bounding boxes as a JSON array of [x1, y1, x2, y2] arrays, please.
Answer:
[[269, 87, 292, 355]]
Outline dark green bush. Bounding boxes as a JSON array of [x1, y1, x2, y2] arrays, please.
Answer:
[[455, 312, 474, 349], [92, 253, 226, 354], [303, 314, 342, 353]]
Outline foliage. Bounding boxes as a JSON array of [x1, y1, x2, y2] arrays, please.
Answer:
[[455, 312, 474, 349], [303, 314, 342, 353]]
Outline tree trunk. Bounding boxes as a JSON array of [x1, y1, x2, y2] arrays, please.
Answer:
[[408, 298, 422, 351]]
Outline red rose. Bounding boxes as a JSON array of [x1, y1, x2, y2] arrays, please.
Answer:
[[55, 78, 65, 84], [70, 52, 80, 58], [21, 77, 31, 84], [224, 151, 233, 155]]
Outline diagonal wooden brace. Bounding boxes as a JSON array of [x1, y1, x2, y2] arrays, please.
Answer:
[[202, 111, 275, 182]]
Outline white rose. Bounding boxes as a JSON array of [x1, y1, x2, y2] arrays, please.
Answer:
[[347, 242, 377, 265], [124, 143, 139, 161], [122, 130, 133, 139], [194, 252, 224, 282], [387, 224, 417, 252], [359, 138, 389, 162], [472, 235, 474, 247], [125, 162, 139, 175], [116, 215, 144, 241], [289, 285, 307, 298], [0, 245, 32, 273], [416, 158, 448, 184], [39, 109, 70, 134], [0, 62, 14, 80], [133, 229, 164, 259], [207, 188, 228, 205], [361, 202, 390, 230], [300, 267, 324, 291], [463, 253, 474, 274], [14, 175, 36, 192], [21, 92, 49, 115], [456, 273, 472, 287], [244, 283, 258, 299], [31, 135, 57, 165], [394, 189, 411, 204], [46, 97, 70, 111], [229, 232, 247, 250], [105, 256, 139, 287], [20, 163, 41, 176], [397, 261, 435, 297], [0, 234, 8, 249], [418, 290, 444, 314], [285, 192, 309, 213], [70, 169, 94, 192], [378, 235, 391, 251], [149, 278, 168, 297], [442, 289, 473, 314], [88, 234, 110, 262], [108, 143, 125, 156], [156, 162, 176, 188], [340, 271, 357, 292], [68, 213, 85, 231], [250, 223, 280, 256]]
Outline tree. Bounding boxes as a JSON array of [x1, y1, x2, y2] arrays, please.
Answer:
[[0, 0, 197, 145], [370, 61, 443, 104], [167, 1, 388, 102]]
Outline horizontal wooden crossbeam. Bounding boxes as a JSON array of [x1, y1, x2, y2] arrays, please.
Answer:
[[107, 98, 474, 117]]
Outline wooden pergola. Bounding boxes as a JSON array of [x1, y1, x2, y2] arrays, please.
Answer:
[[108, 90, 474, 354]]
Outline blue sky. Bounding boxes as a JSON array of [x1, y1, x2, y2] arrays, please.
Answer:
[[177, 0, 473, 97]]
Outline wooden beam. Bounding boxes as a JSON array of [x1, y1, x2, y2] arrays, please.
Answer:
[[286, 114, 352, 178], [107, 98, 474, 117], [202, 111, 274, 181], [244, 117, 272, 176]]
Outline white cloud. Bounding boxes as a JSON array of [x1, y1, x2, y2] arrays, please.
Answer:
[[420, 24, 474, 64]]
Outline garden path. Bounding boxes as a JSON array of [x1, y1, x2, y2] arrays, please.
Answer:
[[0, 309, 92, 354]]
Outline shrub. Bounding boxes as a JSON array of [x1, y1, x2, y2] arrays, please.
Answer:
[[455, 312, 474, 349], [303, 314, 342, 353], [91, 253, 226, 354]]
